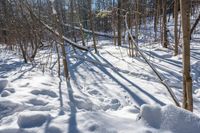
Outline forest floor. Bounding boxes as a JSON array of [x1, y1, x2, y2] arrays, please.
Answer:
[[0, 20, 200, 133]]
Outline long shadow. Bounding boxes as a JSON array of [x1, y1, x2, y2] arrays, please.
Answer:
[[11, 65, 35, 82], [90, 53, 165, 106], [77, 52, 163, 106], [69, 48, 96, 71], [135, 56, 183, 85], [58, 79, 64, 115], [191, 51, 200, 60], [69, 50, 110, 96], [65, 48, 80, 133], [44, 73, 72, 133], [146, 58, 183, 80], [0, 60, 24, 77], [68, 50, 95, 97], [66, 79, 79, 133], [81, 53, 146, 105], [143, 50, 182, 68]]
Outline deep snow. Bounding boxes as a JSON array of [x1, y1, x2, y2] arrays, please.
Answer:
[[0, 13, 200, 133]]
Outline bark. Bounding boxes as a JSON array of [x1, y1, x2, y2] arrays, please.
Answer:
[[55, 42, 61, 77], [117, 0, 122, 46], [180, 0, 193, 111], [79, 23, 86, 46], [154, 0, 158, 41], [174, 0, 179, 56], [162, 0, 168, 48], [88, 0, 97, 53], [70, 0, 76, 42]]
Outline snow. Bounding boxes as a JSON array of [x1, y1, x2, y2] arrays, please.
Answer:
[[1, 41, 200, 132], [17, 111, 50, 128], [0, 14, 200, 133], [139, 104, 200, 133]]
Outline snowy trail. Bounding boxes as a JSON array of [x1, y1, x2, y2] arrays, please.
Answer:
[[67, 44, 174, 110], [1, 40, 200, 132]]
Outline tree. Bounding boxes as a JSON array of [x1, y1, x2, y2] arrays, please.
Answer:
[[154, 0, 158, 41], [180, 0, 193, 111], [174, 0, 179, 56], [117, 0, 122, 46], [88, 0, 98, 53], [162, 0, 168, 48], [70, 0, 76, 42]]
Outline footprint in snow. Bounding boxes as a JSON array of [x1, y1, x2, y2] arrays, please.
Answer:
[[31, 89, 58, 98], [17, 111, 50, 128], [0, 100, 19, 119], [88, 89, 102, 96], [103, 99, 121, 111], [28, 98, 48, 106]]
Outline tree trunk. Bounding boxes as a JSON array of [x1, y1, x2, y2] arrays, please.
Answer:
[[88, 0, 97, 53], [162, 0, 168, 48], [174, 0, 179, 56], [154, 0, 158, 41], [180, 0, 193, 111], [70, 0, 76, 42], [117, 0, 122, 46]]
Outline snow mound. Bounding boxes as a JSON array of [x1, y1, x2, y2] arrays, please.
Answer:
[[17, 111, 50, 128], [139, 104, 200, 133], [28, 98, 48, 106], [46, 126, 62, 133]]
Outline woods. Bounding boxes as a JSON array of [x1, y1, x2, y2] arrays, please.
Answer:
[[0, 1, 200, 132]]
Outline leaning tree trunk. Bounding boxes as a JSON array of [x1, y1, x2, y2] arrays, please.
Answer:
[[180, 0, 193, 112]]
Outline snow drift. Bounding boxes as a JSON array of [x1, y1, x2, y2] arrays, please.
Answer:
[[139, 104, 200, 133]]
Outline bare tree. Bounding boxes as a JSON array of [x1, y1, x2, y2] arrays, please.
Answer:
[[162, 0, 168, 48], [117, 0, 122, 46], [180, 0, 193, 111], [88, 0, 98, 53], [174, 0, 179, 56]]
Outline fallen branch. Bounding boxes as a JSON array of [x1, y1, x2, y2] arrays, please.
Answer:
[[64, 23, 123, 38], [41, 22, 88, 51], [65, 23, 138, 40], [21, 1, 88, 51]]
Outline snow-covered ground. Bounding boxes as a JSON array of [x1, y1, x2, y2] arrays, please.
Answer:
[[0, 16, 200, 133]]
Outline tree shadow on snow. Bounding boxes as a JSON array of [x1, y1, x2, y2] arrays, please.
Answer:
[[66, 79, 80, 133], [86, 52, 165, 106], [0, 60, 24, 78]]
